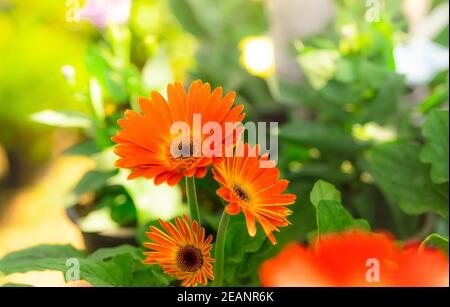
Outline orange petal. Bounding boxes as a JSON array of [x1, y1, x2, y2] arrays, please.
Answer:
[[194, 167, 207, 178], [243, 209, 257, 237], [217, 187, 231, 202], [225, 203, 241, 215]]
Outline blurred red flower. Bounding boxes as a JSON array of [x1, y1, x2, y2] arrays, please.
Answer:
[[260, 230, 449, 287]]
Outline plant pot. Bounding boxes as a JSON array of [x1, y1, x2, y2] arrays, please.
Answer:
[[66, 206, 139, 253]]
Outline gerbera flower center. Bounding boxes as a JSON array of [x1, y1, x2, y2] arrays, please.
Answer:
[[169, 139, 201, 166], [177, 140, 196, 157], [232, 184, 250, 203], [176, 245, 204, 273]]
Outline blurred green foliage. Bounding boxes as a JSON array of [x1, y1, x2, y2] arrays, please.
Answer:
[[0, 0, 89, 182]]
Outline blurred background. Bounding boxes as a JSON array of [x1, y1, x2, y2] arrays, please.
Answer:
[[0, 0, 448, 286]]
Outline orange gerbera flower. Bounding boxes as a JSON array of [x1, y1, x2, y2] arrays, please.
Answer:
[[212, 144, 296, 245], [260, 230, 449, 287], [143, 214, 215, 287], [112, 80, 245, 186]]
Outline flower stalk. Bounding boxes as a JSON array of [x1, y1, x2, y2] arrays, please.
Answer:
[[185, 176, 201, 226], [213, 211, 230, 287]]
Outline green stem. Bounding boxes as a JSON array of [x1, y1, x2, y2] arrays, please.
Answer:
[[213, 211, 230, 287], [185, 176, 201, 225]]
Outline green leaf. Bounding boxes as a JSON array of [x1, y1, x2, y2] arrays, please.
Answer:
[[67, 249, 171, 287], [63, 140, 99, 156], [357, 60, 389, 89], [433, 24, 449, 47], [266, 77, 307, 106], [420, 109, 449, 184], [0, 245, 172, 287], [362, 73, 404, 124], [89, 245, 140, 261], [309, 180, 370, 235], [95, 185, 137, 227], [310, 180, 342, 208], [370, 142, 449, 219], [315, 200, 370, 235], [351, 186, 378, 227], [420, 233, 449, 256], [131, 265, 173, 287], [32, 255, 133, 287], [168, 0, 211, 39], [0, 245, 85, 276], [2, 283, 33, 287], [67, 170, 116, 206], [30, 110, 93, 129], [280, 122, 362, 155], [335, 58, 356, 83], [224, 215, 276, 286], [420, 84, 449, 113], [319, 80, 365, 105]]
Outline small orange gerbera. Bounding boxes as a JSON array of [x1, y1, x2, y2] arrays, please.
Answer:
[[112, 80, 245, 186], [260, 230, 449, 287], [143, 214, 215, 287], [212, 144, 296, 245]]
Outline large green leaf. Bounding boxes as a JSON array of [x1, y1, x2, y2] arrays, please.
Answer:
[[88, 245, 141, 261], [73, 247, 171, 287], [362, 73, 404, 124], [2, 283, 33, 287], [0, 245, 172, 287], [335, 58, 356, 83], [420, 109, 449, 184], [310, 180, 370, 236], [0, 245, 85, 276], [223, 215, 277, 286], [319, 80, 366, 105], [30, 255, 134, 287], [280, 122, 361, 155], [316, 200, 370, 235], [357, 60, 389, 89], [63, 140, 99, 156], [370, 142, 449, 219]]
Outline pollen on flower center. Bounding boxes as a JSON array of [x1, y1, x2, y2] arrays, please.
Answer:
[[169, 139, 201, 165], [232, 184, 250, 203], [177, 140, 195, 157], [176, 245, 204, 273]]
